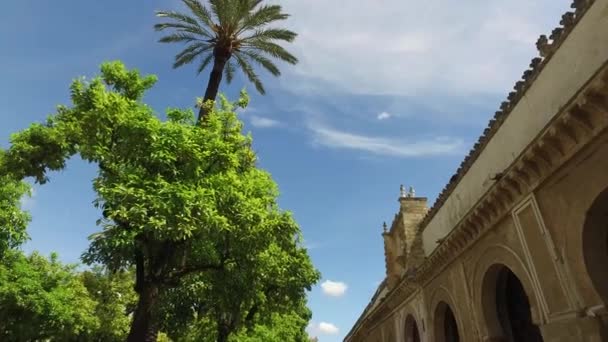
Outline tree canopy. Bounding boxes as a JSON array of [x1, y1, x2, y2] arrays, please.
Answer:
[[0, 61, 318, 342], [0, 250, 99, 340]]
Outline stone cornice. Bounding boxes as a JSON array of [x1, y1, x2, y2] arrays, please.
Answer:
[[346, 59, 608, 342], [419, 0, 597, 232], [416, 63, 608, 285]]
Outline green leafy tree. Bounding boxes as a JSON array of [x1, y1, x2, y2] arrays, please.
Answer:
[[155, 0, 298, 121], [0, 61, 318, 342], [0, 250, 99, 340], [233, 310, 312, 342], [81, 267, 138, 341], [158, 228, 318, 342], [172, 306, 311, 342], [0, 159, 31, 258]]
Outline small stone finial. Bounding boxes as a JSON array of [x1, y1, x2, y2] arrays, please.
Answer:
[[400, 184, 407, 198], [383, 222, 388, 233], [408, 186, 415, 198]]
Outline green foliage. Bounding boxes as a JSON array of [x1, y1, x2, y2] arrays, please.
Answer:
[[233, 311, 311, 342], [155, 0, 298, 95], [81, 267, 138, 341], [167, 305, 311, 342], [0, 250, 99, 340], [0, 61, 319, 339], [0, 175, 30, 257]]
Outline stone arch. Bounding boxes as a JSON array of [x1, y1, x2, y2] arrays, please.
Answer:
[[430, 287, 463, 342], [482, 264, 544, 342], [583, 187, 608, 307], [404, 313, 422, 342], [471, 244, 543, 340]]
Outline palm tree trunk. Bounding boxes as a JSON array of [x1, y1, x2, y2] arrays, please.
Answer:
[[198, 52, 230, 123], [127, 282, 160, 342]]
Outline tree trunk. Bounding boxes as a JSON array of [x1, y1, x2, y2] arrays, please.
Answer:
[[127, 282, 160, 342], [217, 322, 231, 342], [198, 51, 230, 124]]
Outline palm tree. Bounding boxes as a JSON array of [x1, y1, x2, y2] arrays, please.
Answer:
[[155, 0, 298, 122]]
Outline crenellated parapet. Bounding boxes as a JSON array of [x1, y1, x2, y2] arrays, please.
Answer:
[[418, 0, 598, 231]]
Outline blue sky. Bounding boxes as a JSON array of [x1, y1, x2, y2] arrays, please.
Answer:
[[1, 1, 571, 340]]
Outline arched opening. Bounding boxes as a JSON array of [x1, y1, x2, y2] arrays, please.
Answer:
[[434, 301, 460, 342], [482, 264, 543, 342], [583, 188, 608, 306], [404, 314, 421, 342]]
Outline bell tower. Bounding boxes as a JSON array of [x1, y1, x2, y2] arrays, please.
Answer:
[[383, 185, 428, 289]]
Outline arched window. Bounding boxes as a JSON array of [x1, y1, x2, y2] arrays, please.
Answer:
[[404, 314, 421, 342], [482, 264, 543, 342], [583, 188, 608, 306], [434, 301, 460, 342]]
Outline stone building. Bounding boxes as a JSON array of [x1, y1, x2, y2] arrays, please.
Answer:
[[345, 0, 608, 341]]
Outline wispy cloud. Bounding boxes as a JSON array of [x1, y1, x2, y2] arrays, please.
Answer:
[[321, 280, 348, 297], [309, 122, 464, 158], [249, 115, 281, 128], [273, 0, 569, 97], [307, 321, 340, 335], [377, 111, 391, 120]]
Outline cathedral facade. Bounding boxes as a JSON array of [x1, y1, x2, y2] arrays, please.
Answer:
[[345, 0, 608, 341]]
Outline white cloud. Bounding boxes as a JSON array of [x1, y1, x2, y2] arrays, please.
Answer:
[[321, 280, 348, 297], [249, 115, 281, 128], [307, 322, 340, 336], [319, 322, 339, 335], [271, 0, 570, 96], [309, 123, 464, 158], [377, 111, 391, 120]]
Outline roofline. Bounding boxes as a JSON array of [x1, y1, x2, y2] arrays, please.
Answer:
[[418, 0, 597, 231]]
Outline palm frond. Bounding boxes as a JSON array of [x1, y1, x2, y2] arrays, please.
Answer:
[[242, 28, 296, 42], [236, 0, 252, 23], [238, 5, 289, 34], [243, 41, 298, 64], [224, 59, 236, 83], [156, 11, 200, 28], [173, 44, 213, 69], [234, 53, 265, 94], [209, 0, 231, 27], [158, 33, 203, 44], [237, 51, 280, 77], [248, 0, 263, 10], [181, 0, 215, 29], [154, 22, 213, 39], [196, 54, 215, 75]]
